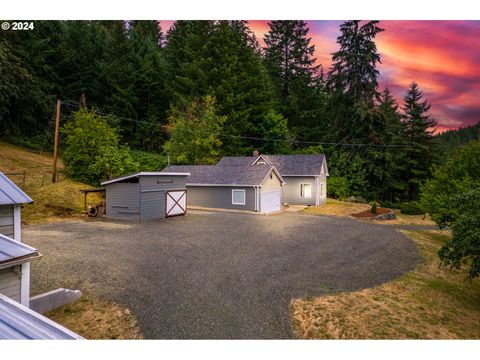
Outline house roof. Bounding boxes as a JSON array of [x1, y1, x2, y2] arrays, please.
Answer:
[[0, 172, 33, 205], [101, 172, 190, 186], [217, 154, 328, 176], [0, 293, 83, 339], [0, 234, 41, 269], [163, 165, 285, 186]]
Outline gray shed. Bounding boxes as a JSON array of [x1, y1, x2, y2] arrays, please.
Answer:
[[101, 172, 190, 221]]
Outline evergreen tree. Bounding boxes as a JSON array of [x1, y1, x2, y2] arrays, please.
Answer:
[[164, 21, 281, 155], [402, 82, 437, 200], [326, 20, 390, 200], [99, 21, 138, 143], [378, 88, 408, 200], [129, 21, 168, 151], [263, 21, 325, 139], [327, 20, 384, 144]]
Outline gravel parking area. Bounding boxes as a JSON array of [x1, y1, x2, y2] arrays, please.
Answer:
[[24, 210, 419, 339]]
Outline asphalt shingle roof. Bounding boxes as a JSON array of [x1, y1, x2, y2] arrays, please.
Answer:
[[163, 165, 278, 186], [0, 172, 33, 205], [217, 154, 327, 176]]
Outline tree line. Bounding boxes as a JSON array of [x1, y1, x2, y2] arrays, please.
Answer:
[[1, 20, 439, 202]]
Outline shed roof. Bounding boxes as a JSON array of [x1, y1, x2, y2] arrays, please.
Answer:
[[0, 293, 83, 339], [101, 172, 190, 186], [217, 154, 328, 176], [0, 172, 33, 205], [163, 165, 285, 186], [0, 234, 41, 269]]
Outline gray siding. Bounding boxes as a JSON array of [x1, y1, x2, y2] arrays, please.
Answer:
[[105, 183, 140, 221], [282, 176, 317, 206], [0, 266, 21, 302], [140, 175, 186, 191], [0, 205, 14, 238], [187, 186, 256, 211], [140, 176, 186, 220], [140, 191, 166, 220]]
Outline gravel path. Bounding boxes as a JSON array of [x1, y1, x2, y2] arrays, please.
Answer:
[[24, 211, 419, 339]]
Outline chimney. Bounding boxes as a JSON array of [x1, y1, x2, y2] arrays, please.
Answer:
[[252, 149, 259, 157]]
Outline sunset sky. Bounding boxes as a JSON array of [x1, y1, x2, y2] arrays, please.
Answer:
[[160, 20, 480, 133]]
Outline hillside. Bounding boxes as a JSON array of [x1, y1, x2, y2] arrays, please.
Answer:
[[436, 122, 480, 152], [0, 142, 97, 223]]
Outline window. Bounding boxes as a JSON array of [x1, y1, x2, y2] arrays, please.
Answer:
[[301, 184, 312, 198], [320, 183, 324, 197], [232, 189, 246, 205]]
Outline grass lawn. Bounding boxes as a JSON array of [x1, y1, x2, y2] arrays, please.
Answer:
[[303, 198, 436, 227], [0, 141, 101, 223], [291, 229, 480, 339], [46, 295, 143, 339]]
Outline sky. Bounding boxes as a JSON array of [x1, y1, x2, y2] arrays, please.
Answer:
[[160, 20, 480, 133]]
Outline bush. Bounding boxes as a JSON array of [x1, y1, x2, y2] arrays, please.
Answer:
[[327, 176, 350, 200], [130, 149, 168, 171], [381, 201, 400, 209], [400, 201, 424, 215], [63, 109, 139, 185], [370, 201, 378, 214]]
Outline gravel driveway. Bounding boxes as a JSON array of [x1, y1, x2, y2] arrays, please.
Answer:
[[24, 211, 419, 339]]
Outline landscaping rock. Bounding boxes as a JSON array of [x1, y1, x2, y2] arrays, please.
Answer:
[[372, 211, 397, 221]]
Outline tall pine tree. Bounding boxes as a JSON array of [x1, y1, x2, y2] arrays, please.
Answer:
[[263, 21, 325, 141], [402, 82, 437, 200]]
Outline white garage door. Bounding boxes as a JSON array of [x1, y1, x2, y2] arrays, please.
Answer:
[[260, 190, 281, 214]]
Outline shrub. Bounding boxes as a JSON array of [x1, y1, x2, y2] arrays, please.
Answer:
[[381, 201, 400, 209], [327, 176, 350, 200], [130, 149, 168, 171], [63, 109, 139, 185], [400, 201, 424, 215], [370, 201, 378, 214]]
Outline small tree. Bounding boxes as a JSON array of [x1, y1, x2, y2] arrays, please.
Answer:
[[63, 108, 138, 185], [164, 96, 226, 164], [421, 141, 480, 278]]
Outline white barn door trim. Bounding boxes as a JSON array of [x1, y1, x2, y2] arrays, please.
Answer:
[[165, 190, 187, 217]]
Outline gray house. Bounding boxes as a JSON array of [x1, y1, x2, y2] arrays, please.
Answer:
[[217, 153, 329, 206], [0, 172, 34, 306], [163, 164, 285, 214], [101, 172, 190, 221]]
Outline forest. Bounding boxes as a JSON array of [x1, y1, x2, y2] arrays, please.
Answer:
[[0, 20, 477, 202]]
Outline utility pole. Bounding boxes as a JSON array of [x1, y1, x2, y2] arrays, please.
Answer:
[[52, 99, 61, 183]]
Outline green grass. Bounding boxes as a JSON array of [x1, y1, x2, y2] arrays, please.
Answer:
[[0, 141, 101, 223]]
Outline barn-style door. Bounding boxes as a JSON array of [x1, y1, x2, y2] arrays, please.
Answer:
[[165, 190, 187, 217]]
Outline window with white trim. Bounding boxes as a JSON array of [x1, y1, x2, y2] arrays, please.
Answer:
[[232, 189, 246, 205], [301, 183, 312, 198]]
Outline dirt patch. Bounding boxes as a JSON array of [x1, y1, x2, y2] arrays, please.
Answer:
[[302, 199, 370, 217], [351, 207, 391, 218], [46, 295, 143, 339], [291, 230, 480, 339]]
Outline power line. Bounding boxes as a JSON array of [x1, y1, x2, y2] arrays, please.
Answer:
[[61, 99, 463, 150]]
